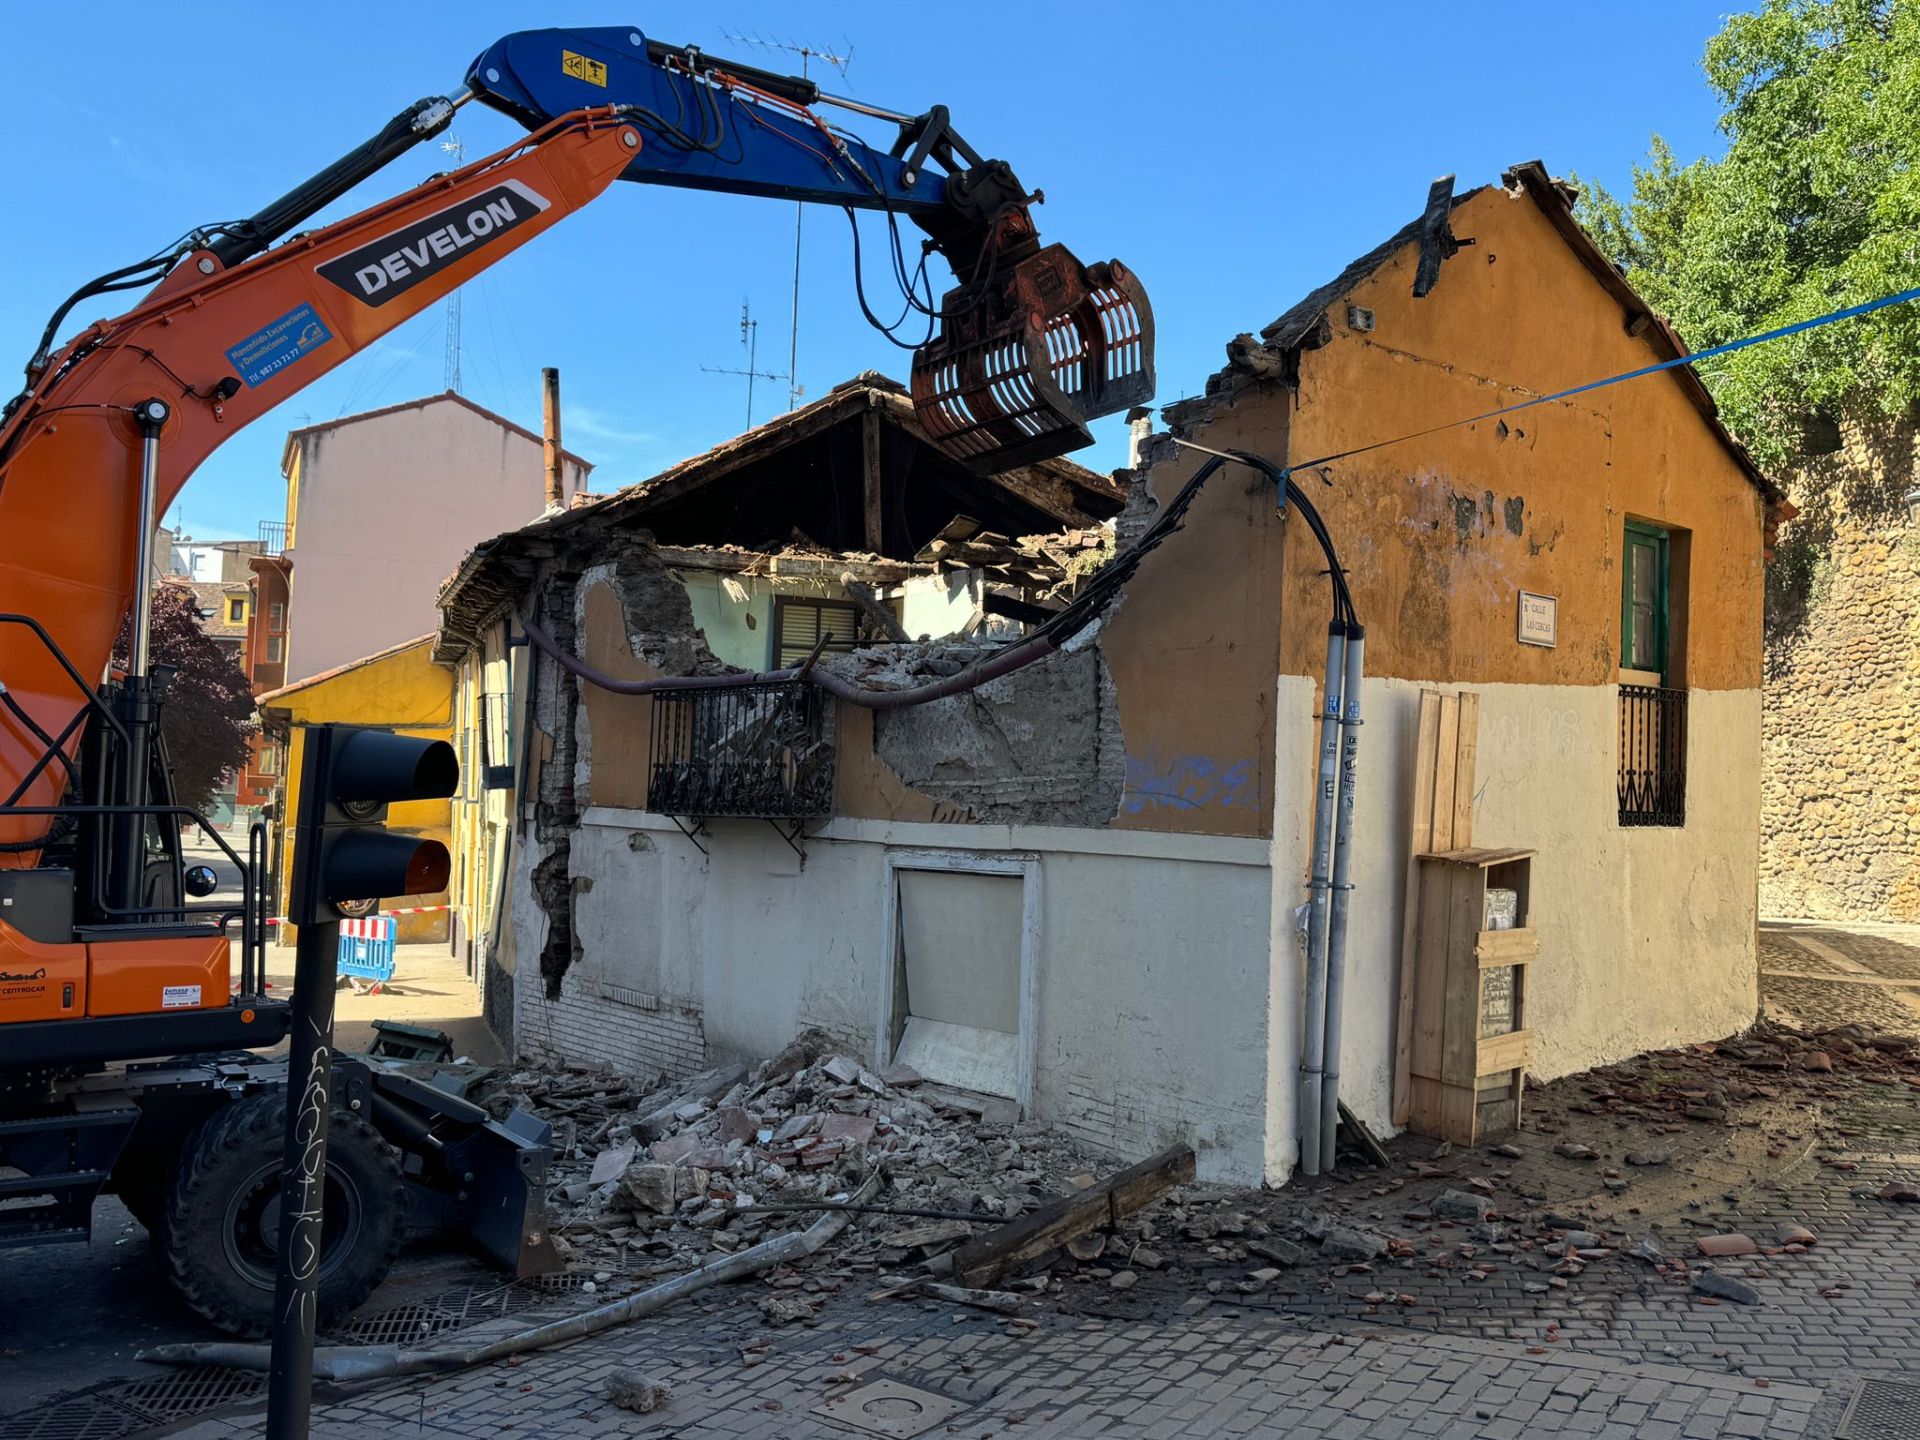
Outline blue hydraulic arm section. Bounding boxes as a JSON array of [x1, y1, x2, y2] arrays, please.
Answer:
[[462, 26, 1154, 469], [466, 27, 959, 223]]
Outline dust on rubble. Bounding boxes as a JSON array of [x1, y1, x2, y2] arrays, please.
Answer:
[[465, 1018, 1920, 1335], [469, 1028, 1111, 1323]]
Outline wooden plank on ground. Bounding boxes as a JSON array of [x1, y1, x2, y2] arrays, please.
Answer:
[[952, 1144, 1194, 1289]]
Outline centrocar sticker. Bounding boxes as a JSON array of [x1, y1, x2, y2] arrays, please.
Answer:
[[316, 179, 552, 307], [225, 303, 333, 389]]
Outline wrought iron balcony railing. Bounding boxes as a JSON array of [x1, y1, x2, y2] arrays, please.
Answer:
[[647, 681, 834, 820]]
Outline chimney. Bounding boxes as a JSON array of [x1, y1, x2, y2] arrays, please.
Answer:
[[1126, 405, 1155, 469], [541, 367, 564, 513]]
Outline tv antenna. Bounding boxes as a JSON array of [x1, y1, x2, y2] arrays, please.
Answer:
[[702, 301, 788, 429], [719, 30, 853, 412], [440, 135, 465, 393]]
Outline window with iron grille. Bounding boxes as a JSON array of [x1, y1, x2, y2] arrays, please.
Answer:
[[648, 681, 834, 819], [1617, 519, 1685, 826], [1618, 684, 1687, 826], [773, 597, 862, 667]]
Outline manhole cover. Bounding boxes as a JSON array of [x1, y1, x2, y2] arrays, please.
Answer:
[[1840, 1378, 1920, 1439], [816, 1379, 972, 1439]]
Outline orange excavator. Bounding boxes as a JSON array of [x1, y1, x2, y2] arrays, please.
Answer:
[[0, 26, 1153, 1333]]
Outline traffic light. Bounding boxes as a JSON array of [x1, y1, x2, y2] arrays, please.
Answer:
[[288, 724, 458, 926]]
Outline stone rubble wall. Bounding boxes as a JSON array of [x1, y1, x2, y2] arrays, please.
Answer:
[[1760, 420, 1920, 921]]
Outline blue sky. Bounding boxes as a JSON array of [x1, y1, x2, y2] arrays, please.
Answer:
[[1, 3, 1736, 542]]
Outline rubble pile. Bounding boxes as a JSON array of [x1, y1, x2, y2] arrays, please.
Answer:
[[479, 1029, 1109, 1285]]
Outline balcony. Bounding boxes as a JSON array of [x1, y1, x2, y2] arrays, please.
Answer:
[[258, 520, 289, 556], [648, 681, 834, 821]]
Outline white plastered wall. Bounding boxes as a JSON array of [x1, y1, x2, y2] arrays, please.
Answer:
[[1268, 676, 1762, 1179], [512, 810, 1278, 1183]]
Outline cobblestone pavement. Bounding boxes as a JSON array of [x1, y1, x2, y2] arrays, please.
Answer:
[[162, 922, 1920, 1439], [1761, 920, 1920, 1038]]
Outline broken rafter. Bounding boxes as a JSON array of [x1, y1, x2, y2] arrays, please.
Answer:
[[841, 576, 911, 643], [951, 1143, 1195, 1289]]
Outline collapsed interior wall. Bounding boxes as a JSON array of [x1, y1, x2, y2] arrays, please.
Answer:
[[865, 641, 1126, 826]]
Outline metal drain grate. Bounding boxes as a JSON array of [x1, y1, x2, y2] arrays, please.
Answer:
[[326, 1271, 596, 1345], [112, 1365, 264, 1420], [1841, 1378, 1920, 1439], [333, 1300, 464, 1345], [0, 1274, 606, 1440], [0, 1368, 260, 1440], [0, 1402, 148, 1440]]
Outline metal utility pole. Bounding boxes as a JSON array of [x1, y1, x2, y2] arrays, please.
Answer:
[[702, 301, 787, 429], [720, 31, 852, 411], [266, 729, 341, 1440]]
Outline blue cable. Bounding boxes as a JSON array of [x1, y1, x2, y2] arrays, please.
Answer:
[[1279, 283, 1920, 480]]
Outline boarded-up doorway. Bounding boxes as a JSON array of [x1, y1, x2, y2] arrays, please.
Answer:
[[879, 852, 1038, 1107]]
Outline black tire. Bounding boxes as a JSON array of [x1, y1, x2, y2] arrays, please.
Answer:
[[160, 1092, 406, 1337]]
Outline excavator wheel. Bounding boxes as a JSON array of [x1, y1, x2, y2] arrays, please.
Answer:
[[160, 1092, 407, 1338]]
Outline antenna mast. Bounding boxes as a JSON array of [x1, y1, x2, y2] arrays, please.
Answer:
[[440, 135, 465, 392], [720, 30, 853, 412], [701, 301, 788, 429]]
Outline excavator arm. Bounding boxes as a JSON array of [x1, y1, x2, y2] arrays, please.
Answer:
[[0, 25, 1154, 851]]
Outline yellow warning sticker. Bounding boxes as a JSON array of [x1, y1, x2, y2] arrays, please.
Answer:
[[561, 50, 608, 87]]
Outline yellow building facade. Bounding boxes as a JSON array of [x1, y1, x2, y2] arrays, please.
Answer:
[[258, 635, 455, 944]]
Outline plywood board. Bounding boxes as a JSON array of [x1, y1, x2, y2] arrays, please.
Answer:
[[1393, 691, 1482, 1124]]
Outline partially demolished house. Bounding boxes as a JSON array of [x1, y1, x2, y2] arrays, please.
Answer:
[[432, 374, 1123, 1041], [439, 165, 1785, 1185]]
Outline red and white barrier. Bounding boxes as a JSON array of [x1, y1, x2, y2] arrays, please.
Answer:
[[264, 904, 455, 927]]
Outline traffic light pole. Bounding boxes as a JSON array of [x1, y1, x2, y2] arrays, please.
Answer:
[[267, 726, 340, 1440]]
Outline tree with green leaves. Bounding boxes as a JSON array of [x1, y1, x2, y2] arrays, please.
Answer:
[[113, 584, 257, 814], [1580, 0, 1920, 474]]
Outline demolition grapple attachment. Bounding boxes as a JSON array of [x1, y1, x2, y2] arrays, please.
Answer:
[[912, 244, 1155, 473]]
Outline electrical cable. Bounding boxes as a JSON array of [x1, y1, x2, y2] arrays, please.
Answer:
[[1276, 282, 1920, 484]]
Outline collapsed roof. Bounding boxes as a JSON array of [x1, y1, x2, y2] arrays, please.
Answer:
[[434, 373, 1125, 661]]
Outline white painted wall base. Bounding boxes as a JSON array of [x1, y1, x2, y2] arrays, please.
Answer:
[[511, 680, 1758, 1190], [512, 811, 1278, 1183], [1267, 677, 1761, 1180]]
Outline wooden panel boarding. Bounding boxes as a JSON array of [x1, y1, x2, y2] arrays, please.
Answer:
[[1392, 691, 1479, 1125]]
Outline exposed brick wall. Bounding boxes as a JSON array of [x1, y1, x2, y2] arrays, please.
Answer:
[[1761, 420, 1920, 921], [513, 957, 707, 1080]]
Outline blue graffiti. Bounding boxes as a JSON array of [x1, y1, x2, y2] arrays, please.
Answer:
[[1122, 751, 1259, 814]]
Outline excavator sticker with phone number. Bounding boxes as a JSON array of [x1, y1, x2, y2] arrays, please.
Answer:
[[561, 50, 607, 86], [225, 303, 334, 389]]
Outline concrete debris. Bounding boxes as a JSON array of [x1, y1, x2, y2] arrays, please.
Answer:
[[607, 1371, 672, 1413], [1692, 1269, 1762, 1305], [1320, 1226, 1388, 1263], [477, 1029, 1113, 1284], [1431, 1189, 1494, 1222], [923, 1282, 1026, 1315]]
